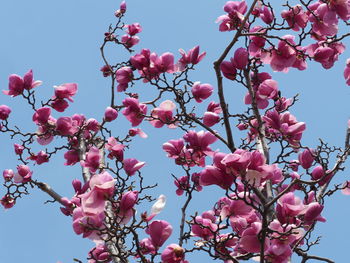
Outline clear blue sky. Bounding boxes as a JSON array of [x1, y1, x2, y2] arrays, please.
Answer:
[[1, 1, 350, 262]]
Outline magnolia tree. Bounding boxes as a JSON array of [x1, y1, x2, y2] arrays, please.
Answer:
[[2, 0, 350, 262]]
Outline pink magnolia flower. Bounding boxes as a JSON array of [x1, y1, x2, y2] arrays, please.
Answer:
[[3, 169, 14, 181], [116, 1, 126, 16], [28, 150, 49, 165], [298, 148, 315, 169], [329, 0, 350, 20], [307, 41, 345, 69], [1, 195, 15, 209], [311, 165, 334, 186], [150, 100, 176, 128], [174, 176, 190, 196], [216, 1, 248, 32], [248, 26, 266, 57], [203, 101, 222, 127], [146, 220, 173, 249], [199, 152, 234, 189], [3, 70, 42, 96], [32, 107, 51, 125], [139, 238, 156, 255], [86, 118, 100, 132], [80, 172, 115, 216], [122, 98, 147, 126], [345, 58, 350, 86], [276, 192, 305, 224], [163, 139, 185, 159], [106, 137, 124, 161], [54, 83, 78, 102], [177, 45, 206, 71], [281, 5, 308, 31], [72, 207, 104, 239], [121, 34, 140, 48], [308, 2, 338, 37], [259, 6, 274, 24], [261, 35, 297, 72], [191, 210, 218, 240], [51, 98, 69, 112], [244, 79, 279, 109], [88, 244, 111, 263], [125, 23, 142, 35], [129, 128, 148, 138], [0, 105, 11, 120], [56, 117, 78, 136], [81, 146, 101, 173], [116, 67, 133, 92], [100, 65, 112, 77], [64, 150, 80, 166], [220, 60, 237, 80], [14, 165, 32, 183], [183, 130, 218, 155], [118, 190, 138, 224], [232, 47, 249, 69], [14, 144, 24, 155], [130, 49, 151, 70], [239, 222, 262, 253], [123, 158, 145, 176], [161, 244, 188, 263], [104, 107, 118, 122], [152, 52, 175, 73], [191, 82, 213, 103]]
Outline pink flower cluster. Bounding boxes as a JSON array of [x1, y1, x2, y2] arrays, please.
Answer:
[[3, 70, 42, 97], [220, 47, 249, 80], [163, 130, 217, 167]]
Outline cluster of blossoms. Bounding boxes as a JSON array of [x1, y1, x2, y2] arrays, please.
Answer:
[[2, 0, 350, 263]]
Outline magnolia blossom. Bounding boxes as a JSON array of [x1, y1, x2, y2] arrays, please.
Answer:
[[122, 98, 147, 126], [150, 100, 176, 128], [104, 107, 118, 122], [116, 67, 133, 92], [345, 58, 350, 85], [3, 70, 42, 96], [161, 244, 188, 263], [123, 158, 145, 176], [146, 220, 173, 249], [177, 45, 206, 71], [13, 165, 32, 184], [54, 83, 78, 102], [0, 105, 11, 120], [281, 5, 308, 31]]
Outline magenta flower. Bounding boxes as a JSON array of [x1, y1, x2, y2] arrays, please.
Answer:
[[56, 117, 78, 136], [281, 5, 308, 31], [298, 148, 315, 169], [126, 23, 142, 35], [199, 152, 234, 189], [248, 26, 266, 57], [54, 83, 78, 102], [259, 6, 274, 24], [150, 100, 176, 128], [14, 165, 32, 183], [3, 169, 14, 181], [276, 192, 305, 224], [163, 139, 185, 159], [177, 45, 206, 71], [161, 244, 188, 263], [232, 47, 249, 69], [1, 195, 15, 209], [261, 35, 297, 72], [51, 98, 69, 112], [139, 238, 156, 255], [311, 165, 334, 186], [245, 79, 279, 109], [203, 112, 220, 127], [308, 2, 338, 37], [191, 82, 213, 103], [32, 107, 51, 125], [329, 0, 350, 20], [130, 49, 151, 70], [122, 98, 147, 126], [106, 137, 124, 161], [216, 1, 247, 32], [118, 190, 138, 224], [174, 176, 190, 196], [146, 220, 173, 249], [64, 150, 80, 166], [81, 146, 101, 173], [307, 41, 345, 69], [0, 105, 11, 120], [121, 34, 140, 48], [104, 107, 118, 122], [220, 60, 237, 80], [238, 222, 262, 253], [128, 128, 148, 138], [152, 52, 175, 73], [3, 70, 42, 97], [116, 67, 133, 92], [88, 244, 111, 263], [28, 150, 49, 165], [191, 210, 218, 240], [345, 58, 350, 86], [123, 158, 145, 176]]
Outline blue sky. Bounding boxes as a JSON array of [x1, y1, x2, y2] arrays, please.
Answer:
[[1, 0, 350, 262]]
